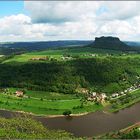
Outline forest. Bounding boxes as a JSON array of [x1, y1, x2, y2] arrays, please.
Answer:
[[0, 57, 139, 94]]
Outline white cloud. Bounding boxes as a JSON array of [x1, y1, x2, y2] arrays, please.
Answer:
[[0, 13, 97, 41], [0, 14, 31, 36], [96, 20, 135, 41], [24, 1, 100, 23], [0, 1, 140, 41], [98, 1, 140, 21]]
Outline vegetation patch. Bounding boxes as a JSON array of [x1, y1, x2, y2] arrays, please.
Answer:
[[0, 116, 76, 139]]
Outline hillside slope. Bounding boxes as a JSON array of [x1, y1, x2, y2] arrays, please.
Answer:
[[89, 36, 139, 51]]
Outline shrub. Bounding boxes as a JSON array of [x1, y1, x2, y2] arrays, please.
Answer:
[[63, 110, 72, 116]]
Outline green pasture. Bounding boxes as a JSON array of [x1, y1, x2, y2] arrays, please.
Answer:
[[0, 88, 103, 115], [2, 47, 123, 63], [8, 88, 78, 100]]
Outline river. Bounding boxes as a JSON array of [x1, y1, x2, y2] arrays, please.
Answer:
[[0, 103, 140, 137]]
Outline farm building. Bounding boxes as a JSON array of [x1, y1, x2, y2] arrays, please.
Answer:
[[30, 56, 49, 61], [15, 90, 24, 97]]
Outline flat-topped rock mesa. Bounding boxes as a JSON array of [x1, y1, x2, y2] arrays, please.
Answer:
[[90, 36, 130, 50]]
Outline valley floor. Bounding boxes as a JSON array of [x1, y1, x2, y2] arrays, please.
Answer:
[[0, 88, 104, 116], [0, 87, 140, 117], [0, 46, 139, 116]]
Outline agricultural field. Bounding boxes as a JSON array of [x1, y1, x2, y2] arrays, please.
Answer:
[[2, 46, 140, 65], [9, 88, 78, 100], [2, 47, 122, 63], [0, 88, 103, 115]]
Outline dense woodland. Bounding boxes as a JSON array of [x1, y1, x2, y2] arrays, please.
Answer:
[[0, 57, 139, 94]]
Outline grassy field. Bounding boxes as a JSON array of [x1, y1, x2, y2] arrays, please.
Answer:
[[2, 88, 140, 115], [0, 88, 103, 115], [3, 47, 122, 63], [2, 46, 140, 64], [9, 88, 78, 100]]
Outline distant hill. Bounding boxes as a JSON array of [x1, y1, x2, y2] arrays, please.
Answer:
[[125, 41, 140, 47], [0, 40, 92, 51], [88, 36, 140, 51], [0, 40, 92, 55]]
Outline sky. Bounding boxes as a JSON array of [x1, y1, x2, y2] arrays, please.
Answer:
[[0, 1, 140, 42]]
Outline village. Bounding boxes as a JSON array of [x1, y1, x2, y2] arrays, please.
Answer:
[[83, 53, 98, 57], [30, 56, 49, 61], [78, 81, 140, 104], [1, 80, 140, 104], [0, 74, 139, 114], [29, 53, 99, 62]]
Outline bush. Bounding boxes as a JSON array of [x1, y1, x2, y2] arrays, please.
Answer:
[[63, 110, 72, 116]]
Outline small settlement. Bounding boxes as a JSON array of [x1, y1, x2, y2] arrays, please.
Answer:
[[83, 54, 98, 57], [77, 88, 107, 104], [111, 83, 140, 99], [87, 92, 107, 103], [61, 55, 73, 61], [77, 80, 140, 104], [15, 90, 24, 97], [30, 56, 49, 61]]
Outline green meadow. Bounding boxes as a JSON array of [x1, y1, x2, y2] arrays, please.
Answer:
[[0, 89, 103, 115], [3, 47, 122, 63]]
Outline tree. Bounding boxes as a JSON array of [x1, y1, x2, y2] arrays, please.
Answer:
[[63, 110, 72, 116]]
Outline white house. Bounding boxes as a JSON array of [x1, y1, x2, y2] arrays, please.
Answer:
[[101, 93, 107, 99], [92, 92, 97, 97], [112, 93, 119, 98]]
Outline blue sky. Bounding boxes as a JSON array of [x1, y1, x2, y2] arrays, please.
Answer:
[[0, 1, 25, 17]]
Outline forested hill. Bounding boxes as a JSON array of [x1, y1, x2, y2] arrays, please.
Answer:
[[0, 40, 92, 55], [0, 57, 139, 94], [88, 36, 140, 51], [0, 40, 92, 51], [0, 38, 140, 55]]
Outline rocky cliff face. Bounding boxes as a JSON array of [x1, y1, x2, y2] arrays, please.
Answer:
[[90, 36, 129, 50]]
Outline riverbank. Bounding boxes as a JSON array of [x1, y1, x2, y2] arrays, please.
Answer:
[[38, 102, 140, 137], [44, 112, 89, 118], [0, 88, 140, 118], [0, 116, 75, 139], [109, 89, 140, 113], [96, 122, 140, 139], [1, 93, 140, 119], [0, 90, 105, 116], [0, 107, 91, 119], [1, 102, 140, 137], [0, 94, 139, 118], [120, 122, 140, 133]]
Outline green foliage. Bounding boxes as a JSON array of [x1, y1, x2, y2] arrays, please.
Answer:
[[110, 89, 140, 112], [63, 110, 72, 116], [120, 128, 140, 139], [0, 57, 139, 94], [99, 127, 140, 139], [0, 116, 74, 139], [102, 83, 122, 93]]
